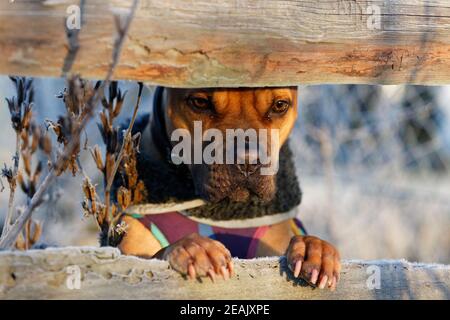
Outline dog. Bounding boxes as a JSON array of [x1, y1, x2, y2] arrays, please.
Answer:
[[117, 87, 341, 290]]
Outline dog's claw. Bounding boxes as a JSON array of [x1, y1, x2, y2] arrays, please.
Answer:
[[163, 233, 233, 281], [293, 260, 302, 278], [319, 275, 328, 289], [188, 264, 196, 280], [310, 269, 319, 284], [221, 266, 230, 280], [227, 261, 234, 276], [330, 276, 337, 291], [286, 235, 341, 291], [208, 269, 216, 283]]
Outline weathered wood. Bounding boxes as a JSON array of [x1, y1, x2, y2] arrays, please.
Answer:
[[0, 247, 449, 299], [0, 1, 450, 86]]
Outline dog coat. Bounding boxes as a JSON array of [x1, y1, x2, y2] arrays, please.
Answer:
[[126, 210, 307, 259], [109, 87, 306, 256]]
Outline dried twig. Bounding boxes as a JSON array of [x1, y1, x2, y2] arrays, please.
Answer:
[[83, 81, 145, 245], [1, 77, 34, 236], [6, 133, 20, 226], [106, 82, 143, 193], [0, 0, 139, 249], [105, 82, 144, 241]]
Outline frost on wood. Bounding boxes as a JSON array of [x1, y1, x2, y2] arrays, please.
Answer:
[[0, 247, 449, 299]]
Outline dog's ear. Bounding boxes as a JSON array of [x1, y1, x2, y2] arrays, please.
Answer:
[[150, 86, 174, 162]]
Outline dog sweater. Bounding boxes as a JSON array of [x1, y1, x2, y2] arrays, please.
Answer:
[[126, 211, 307, 259]]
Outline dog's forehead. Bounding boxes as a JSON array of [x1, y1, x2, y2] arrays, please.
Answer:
[[212, 87, 294, 98], [186, 87, 295, 107], [171, 87, 295, 98]]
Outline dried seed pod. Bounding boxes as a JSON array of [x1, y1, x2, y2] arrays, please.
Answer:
[[111, 204, 117, 218], [117, 186, 131, 210], [82, 178, 97, 202], [39, 134, 53, 155], [15, 233, 26, 251], [90, 145, 104, 171], [30, 124, 41, 154], [31, 162, 43, 189], [22, 105, 33, 131], [133, 180, 147, 204], [20, 130, 28, 150], [22, 151, 32, 176], [6, 77, 34, 133], [112, 90, 127, 118], [1, 164, 14, 186], [29, 220, 42, 245], [14, 219, 42, 251], [17, 171, 28, 194]]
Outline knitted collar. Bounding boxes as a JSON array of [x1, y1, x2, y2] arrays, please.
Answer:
[[121, 88, 302, 226]]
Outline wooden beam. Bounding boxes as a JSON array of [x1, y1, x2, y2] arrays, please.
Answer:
[[1, 247, 449, 299], [1, 1, 450, 86]]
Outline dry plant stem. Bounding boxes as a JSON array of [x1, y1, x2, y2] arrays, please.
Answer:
[[104, 153, 112, 227], [0, 0, 139, 250], [0, 171, 52, 249], [2, 132, 21, 235], [1, 90, 101, 250], [105, 82, 143, 242], [106, 82, 143, 193], [24, 220, 30, 251], [77, 157, 103, 207]]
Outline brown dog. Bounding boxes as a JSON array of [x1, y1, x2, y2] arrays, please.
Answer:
[[118, 87, 341, 290]]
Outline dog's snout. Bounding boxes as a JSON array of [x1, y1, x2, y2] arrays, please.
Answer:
[[235, 162, 262, 177], [233, 139, 263, 177], [235, 139, 259, 160]]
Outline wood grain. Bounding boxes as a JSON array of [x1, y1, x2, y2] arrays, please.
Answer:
[[0, 1, 450, 86]]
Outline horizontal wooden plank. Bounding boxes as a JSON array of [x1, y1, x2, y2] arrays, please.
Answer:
[[0, 247, 449, 299], [1, 1, 450, 86]]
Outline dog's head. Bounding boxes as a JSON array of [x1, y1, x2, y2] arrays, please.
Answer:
[[161, 87, 298, 203]]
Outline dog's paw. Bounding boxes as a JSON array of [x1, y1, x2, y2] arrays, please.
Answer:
[[162, 233, 233, 281], [286, 235, 341, 291]]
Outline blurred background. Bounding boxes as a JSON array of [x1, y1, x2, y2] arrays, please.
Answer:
[[0, 76, 449, 263]]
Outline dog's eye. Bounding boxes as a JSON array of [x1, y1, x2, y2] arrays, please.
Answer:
[[187, 96, 212, 111], [271, 99, 290, 114]]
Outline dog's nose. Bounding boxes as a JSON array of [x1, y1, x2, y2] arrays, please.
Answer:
[[234, 140, 262, 177], [235, 162, 262, 178]]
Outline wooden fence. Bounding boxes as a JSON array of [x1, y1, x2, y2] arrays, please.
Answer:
[[1, 1, 450, 86], [0, 1, 449, 300], [1, 247, 449, 299]]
